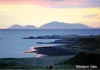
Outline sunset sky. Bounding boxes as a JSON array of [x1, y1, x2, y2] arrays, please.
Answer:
[[0, 0, 100, 29]]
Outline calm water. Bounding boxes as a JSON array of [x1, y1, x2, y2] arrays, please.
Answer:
[[0, 29, 100, 58]]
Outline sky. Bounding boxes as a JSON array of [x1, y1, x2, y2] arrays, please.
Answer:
[[0, 0, 100, 29]]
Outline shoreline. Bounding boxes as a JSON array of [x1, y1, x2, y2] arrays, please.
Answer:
[[23, 45, 78, 57]]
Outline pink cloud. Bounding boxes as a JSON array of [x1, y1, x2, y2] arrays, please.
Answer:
[[0, 0, 99, 8], [57, 0, 85, 5], [0, 0, 53, 7], [0, 0, 85, 5]]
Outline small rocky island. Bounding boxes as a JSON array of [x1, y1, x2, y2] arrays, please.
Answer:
[[22, 35, 80, 39]]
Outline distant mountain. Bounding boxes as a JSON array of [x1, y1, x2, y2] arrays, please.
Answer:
[[7, 21, 92, 29], [40, 21, 91, 29], [25, 25, 36, 29], [8, 24, 36, 29]]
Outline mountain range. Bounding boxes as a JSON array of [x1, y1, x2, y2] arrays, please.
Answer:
[[8, 24, 36, 29], [7, 21, 92, 29]]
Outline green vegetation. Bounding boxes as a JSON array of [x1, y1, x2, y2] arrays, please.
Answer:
[[0, 58, 46, 69], [57, 53, 100, 69], [56, 35, 100, 69], [0, 56, 69, 69]]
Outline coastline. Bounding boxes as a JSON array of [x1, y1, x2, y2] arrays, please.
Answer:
[[23, 45, 78, 57], [0, 34, 100, 69]]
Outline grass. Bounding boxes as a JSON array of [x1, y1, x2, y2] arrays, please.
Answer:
[[55, 35, 100, 69]]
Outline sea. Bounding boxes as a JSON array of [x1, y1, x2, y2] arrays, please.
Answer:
[[0, 29, 100, 58]]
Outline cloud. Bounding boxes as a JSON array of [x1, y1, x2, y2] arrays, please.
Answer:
[[47, 0, 64, 2], [49, 0, 100, 8], [84, 14, 99, 18], [81, 0, 100, 8], [0, 0, 100, 8]]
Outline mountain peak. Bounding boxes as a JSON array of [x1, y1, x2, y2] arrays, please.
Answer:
[[40, 21, 91, 29], [8, 24, 36, 29]]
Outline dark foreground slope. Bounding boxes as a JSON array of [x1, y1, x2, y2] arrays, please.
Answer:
[[56, 35, 100, 69], [0, 56, 73, 69]]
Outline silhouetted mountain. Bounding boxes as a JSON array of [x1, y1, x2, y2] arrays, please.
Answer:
[[8, 24, 36, 29], [25, 25, 36, 29], [7, 21, 92, 29], [40, 21, 91, 29]]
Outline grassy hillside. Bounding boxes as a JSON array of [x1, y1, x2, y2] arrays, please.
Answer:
[[56, 35, 100, 69]]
